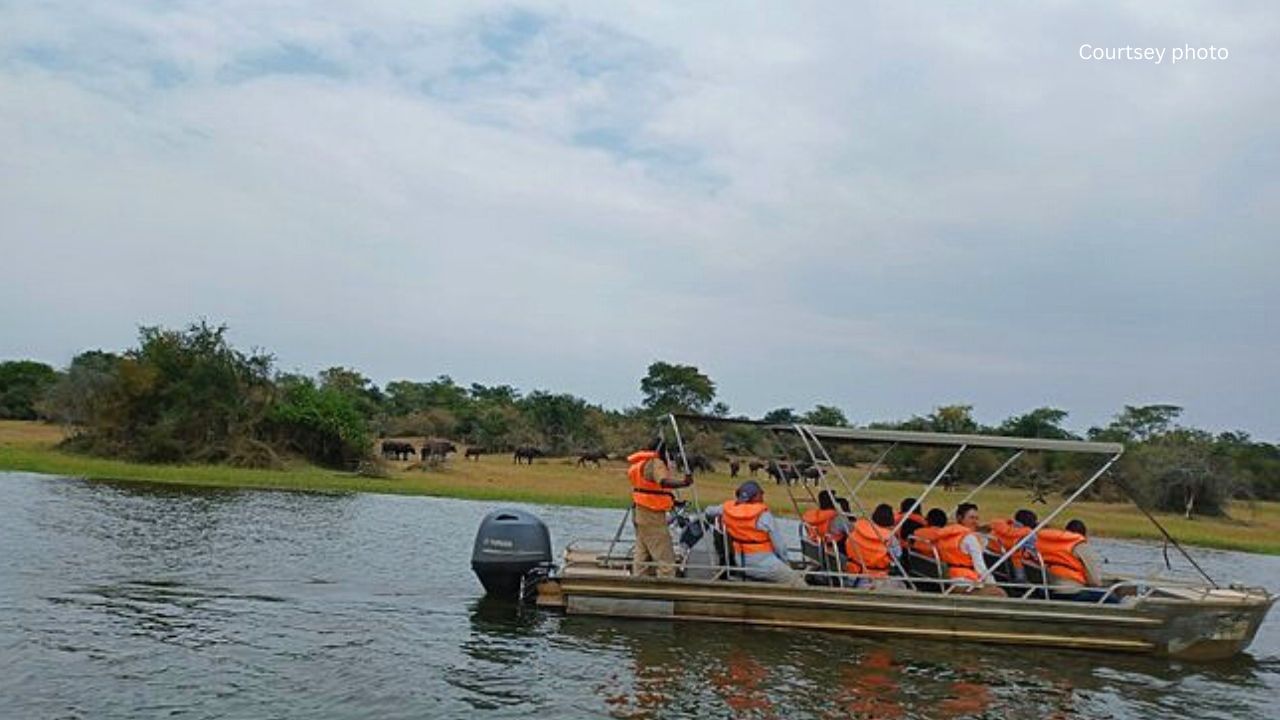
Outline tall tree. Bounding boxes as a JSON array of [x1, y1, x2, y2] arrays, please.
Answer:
[[928, 404, 978, 434], [997, 407, 1076, 439], [1090, 404, 1183, 442], [39, 351, 120, 425], [762, 407, 799, 424], [802, 404, 849, 427], [319, 366, 384, 419], [0, 360, 58, 419], [639, 361, 716, 415]]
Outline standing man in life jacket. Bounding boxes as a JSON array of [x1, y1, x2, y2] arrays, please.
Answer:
[[1040, 519, 1108, 601], [704, 480, 806, 587], [936, 503, 1007, 597], [626, 438, 693, 578]]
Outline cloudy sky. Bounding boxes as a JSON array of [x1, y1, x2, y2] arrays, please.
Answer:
[[2, 2, 1277, 437]]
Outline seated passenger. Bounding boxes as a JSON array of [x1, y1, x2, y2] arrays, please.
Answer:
[[705, 481, 806, 587], [936, 503, 1007, 597], [896, 498, 926, 544], [987, 509, 1038, 583], [844, 503, 903, 589], [803, 490, 851, 546], [910, 508, 949, 556], [1040, 519, 1109, 601]]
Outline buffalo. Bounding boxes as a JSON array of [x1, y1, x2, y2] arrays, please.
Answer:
[[748, 460, 766, 477], [420, 440, 457, 462], [683, 453, 716, 474], [766, 460, 800, 484], [464, 447, 485, 461], [576, 450, 609, 467], [381, 440, 415, 461], [513, 446, 544, 465], [729, 459, 741, 478]]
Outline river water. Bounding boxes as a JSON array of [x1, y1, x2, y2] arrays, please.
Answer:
[[1, 472, 1276, 719]]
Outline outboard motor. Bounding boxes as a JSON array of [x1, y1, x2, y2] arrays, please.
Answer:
[[471, 508, 552, 599]]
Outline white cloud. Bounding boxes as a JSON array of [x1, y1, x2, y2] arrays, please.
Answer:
[[2, 1, 1278, 436]]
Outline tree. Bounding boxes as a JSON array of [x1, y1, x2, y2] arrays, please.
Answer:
[[802, 404, 849, 427], [1089, 404, 1183, 442], [762, 407, 799, 424], [318, 366, 384, 419], [519, 391, 596, 454], [928, 405, 978, 434], [69, 321, 277, 463], [997, 407, 1076, 440], [639, 361, 716, 415], [1126, 428, 1239, 517], [469, 383, 521, 405], [39, 351, 120, 426], [0, 360, 58, 419], [268, 375, 369, 468]]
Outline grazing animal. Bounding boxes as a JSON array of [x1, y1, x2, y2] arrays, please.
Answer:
[[683, 453, 716, 474], [420, 440, 457, 462], [513, 446, 544, 465], [729, 459, 741, 478], [380, 440, 415, 461], [766, 460, 799, 484], [800, 463, 823, 483], [748, 460, 765, 477], [576, 450, 609, 467], [940, 471, 956, 493], [464, 447, 484, 461]]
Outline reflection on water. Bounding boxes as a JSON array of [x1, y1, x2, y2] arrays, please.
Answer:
[[0, 472, 1276, 719]]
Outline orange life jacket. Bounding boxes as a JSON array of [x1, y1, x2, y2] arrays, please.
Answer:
[[987, 519, 1032, 570], [720, 500, 773, 555], [936, 524, 980, 581], [910, 526, 944, 556], [844, 518, 892, 577], [894, 510, 926, 527], [627, 451, 673, 512], [802, 508, 838, 543], [894, 510, 926, 540], [1037, 529, 1088, 585]]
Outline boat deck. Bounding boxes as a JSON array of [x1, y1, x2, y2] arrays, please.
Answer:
[[535, 543, 1274, 661]]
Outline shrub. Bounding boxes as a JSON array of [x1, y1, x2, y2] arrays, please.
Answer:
[[267, 377, 370, 469]]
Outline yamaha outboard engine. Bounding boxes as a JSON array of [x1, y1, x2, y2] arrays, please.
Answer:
[[471, 508, 552, 599]]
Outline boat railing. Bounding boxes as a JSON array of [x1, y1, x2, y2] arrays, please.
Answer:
[[563, 538, 1192, 604]]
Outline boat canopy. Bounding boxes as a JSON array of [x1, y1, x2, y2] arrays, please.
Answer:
[[785, 425, 1123, 455], [671, 413, 1124, 455]]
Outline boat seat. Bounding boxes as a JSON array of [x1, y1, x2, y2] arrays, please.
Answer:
[[1024, 559, 1048, 587], [983, 551, 1014, 584], [906, 550, 945, 593], [709, 521, 749, 581]]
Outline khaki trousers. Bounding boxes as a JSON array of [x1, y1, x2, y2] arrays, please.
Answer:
[[632, 505, 676, 578]]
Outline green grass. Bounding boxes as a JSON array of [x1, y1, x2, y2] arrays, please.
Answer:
[[3, 420, 1278, 555]]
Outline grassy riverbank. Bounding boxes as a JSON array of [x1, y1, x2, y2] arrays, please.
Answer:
[[3, 420, 1278, 554]]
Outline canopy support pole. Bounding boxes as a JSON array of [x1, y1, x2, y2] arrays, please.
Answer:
[[850, 443, 897, 497], [1108, 474, 1218, 588], [793, 425, 913, 582], [975, 451, 1122, 586], [957, 449, 1026, 505], [890, 444, 969, 539]]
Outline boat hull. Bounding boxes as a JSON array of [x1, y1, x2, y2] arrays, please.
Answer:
[[545, 574, 1273, 661]]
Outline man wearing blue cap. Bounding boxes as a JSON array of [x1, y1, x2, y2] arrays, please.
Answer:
[[704, 480, 806, 587]]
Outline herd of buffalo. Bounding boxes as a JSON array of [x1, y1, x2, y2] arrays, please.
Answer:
[[376, 439, 837, 485]]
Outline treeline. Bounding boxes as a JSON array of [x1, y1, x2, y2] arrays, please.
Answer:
[[1, 321, 1277, 516]]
